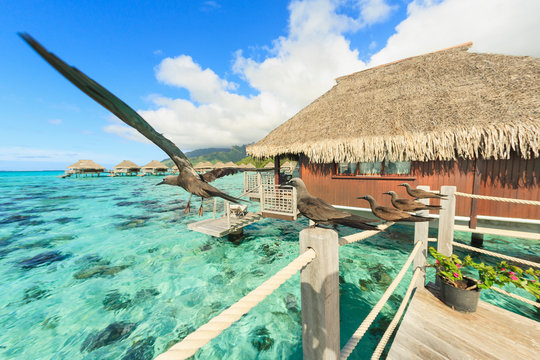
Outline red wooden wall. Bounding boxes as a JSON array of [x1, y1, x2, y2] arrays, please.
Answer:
[[300, 154, 540, 220]]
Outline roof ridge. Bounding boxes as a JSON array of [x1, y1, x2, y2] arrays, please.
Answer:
[[337, 42, 473, 82]]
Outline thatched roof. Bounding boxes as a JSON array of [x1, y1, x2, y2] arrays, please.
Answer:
[[194, 161, 213, 169], [213, 161, 226, 168], [223, 161, 237, 168], [264, 162, 274, 168], [113, 160, 140, 169], [248, 43, 540, 163], [244, 163, 256, 169], [67, 160, 105, 170], [141, 160, 168, 169]]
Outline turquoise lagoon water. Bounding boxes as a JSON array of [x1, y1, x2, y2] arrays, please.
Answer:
[[0, 171, 538, 359]]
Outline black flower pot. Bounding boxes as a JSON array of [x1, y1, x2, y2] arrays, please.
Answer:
[[439, 276, 481, 313]]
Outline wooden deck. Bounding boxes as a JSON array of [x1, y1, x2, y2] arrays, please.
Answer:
[[388, 286, 540, 359], [187, 212, 263, 237]]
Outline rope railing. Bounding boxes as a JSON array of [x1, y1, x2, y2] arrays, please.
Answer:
[[371, 268, 421, 360], [340, 239, 423, 359], [454, 192, 540, 206], [155, 248, 317, 360], [452, 241, 540, 269], [339, 222, 394, 246], [489, 286, 540, 308]]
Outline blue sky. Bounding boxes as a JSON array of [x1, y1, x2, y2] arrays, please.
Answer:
[[1, 0, 538, 170]]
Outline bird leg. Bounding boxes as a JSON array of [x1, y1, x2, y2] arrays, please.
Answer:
[[198, 197, 204, 216], [184, 194, 192, 214]]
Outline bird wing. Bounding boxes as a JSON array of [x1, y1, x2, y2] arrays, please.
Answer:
[[19, 33, 197, 177], [298, 197, 349, 222], [201, 168, 240, 182]]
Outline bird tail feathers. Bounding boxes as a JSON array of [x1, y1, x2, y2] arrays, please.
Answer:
[[333, 215, 380, 231]]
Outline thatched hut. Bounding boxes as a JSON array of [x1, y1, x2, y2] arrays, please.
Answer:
[[66, 160, 106, 177], [243, 163, 257, 169], [112, 160, 140, 176], [141, 160, 168, 175], [194, 161, 213, 173], [223, 161, 237, 168], [213, 161, 226, 169], [248, 43, 540, 225]]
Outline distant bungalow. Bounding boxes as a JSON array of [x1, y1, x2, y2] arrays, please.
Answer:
[[112, 160, 140, 176], [213, 161, 226, 169], [65, 160, 105, 177], [248, 43, 540, 228], [193, 161, 213, 173], [140, 160, 168, 176]]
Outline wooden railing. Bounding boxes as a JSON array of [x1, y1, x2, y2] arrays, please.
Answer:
[[156, 185, 539, 360]]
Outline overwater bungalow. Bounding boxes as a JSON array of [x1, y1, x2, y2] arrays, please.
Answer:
[[111, 160, 140, 176], [194, 161, 213, 173], [248, 42, 540, 231], [223, 161, 237, 168], [140, 160, 168, 176], [213, 161, 226, 169], [64, 160, 106, 177]]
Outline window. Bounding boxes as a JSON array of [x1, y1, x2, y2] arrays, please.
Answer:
[[336, 160, 411, 176]]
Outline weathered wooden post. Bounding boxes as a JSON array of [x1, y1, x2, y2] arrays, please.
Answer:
[[437, 186, 456, 256], [413, 185, 430, 288], [300, 227, 340, 360], [258, 172, 264, 213]]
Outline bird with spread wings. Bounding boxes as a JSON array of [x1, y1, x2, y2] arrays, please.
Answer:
[[20, 33, 244, 216]]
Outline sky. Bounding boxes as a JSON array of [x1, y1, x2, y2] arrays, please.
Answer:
[[1, 0, 539, 171]]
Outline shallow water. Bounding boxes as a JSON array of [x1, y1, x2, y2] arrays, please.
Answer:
[[0, 171, 538, 359]]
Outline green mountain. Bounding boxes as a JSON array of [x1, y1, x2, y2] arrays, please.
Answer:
[[162, 145, 250, 167]]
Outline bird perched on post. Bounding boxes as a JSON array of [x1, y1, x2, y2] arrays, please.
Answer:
[[20, 33, 243, 216], [358, 195, 434, 222], [383, 191, 442, 212], [398, 183, 447, 199], [285, 178, 380, 231]]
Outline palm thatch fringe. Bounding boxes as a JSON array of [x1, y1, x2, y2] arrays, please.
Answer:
[[248, 122, 539, 163]]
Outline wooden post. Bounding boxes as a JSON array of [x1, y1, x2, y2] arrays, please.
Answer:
[[300, 228, 340, 360], [213, 198, 217, 219], [274, 156, 280, 185], [469, 159, 483, 229], [226, 201, 231, 228], [414, 185, 430, 289], [437, 186, 456, 256], [258, 173, 264, 213]]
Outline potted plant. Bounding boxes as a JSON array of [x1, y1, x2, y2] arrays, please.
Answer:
[[428, 247, 540, 313]]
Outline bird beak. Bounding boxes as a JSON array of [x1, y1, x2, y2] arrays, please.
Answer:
[[156, 180, 165, 186], [356, 196, 367, 200], [397, 184, 405, 187], [383, 192, 390, 195]]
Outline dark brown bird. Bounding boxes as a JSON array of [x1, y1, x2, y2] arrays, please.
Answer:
[[20, 33, 243, 216], [357, 195, 434, 222], [286, 178, 380, 231], [157, 168, 243, 215], [398, 183, 447, 200], [383, 191, 442, 212]]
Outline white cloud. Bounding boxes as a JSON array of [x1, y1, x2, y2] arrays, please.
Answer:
[[370, 0, 540, 67], [126, 0, 390, 150], [48, 119, 62, 125]]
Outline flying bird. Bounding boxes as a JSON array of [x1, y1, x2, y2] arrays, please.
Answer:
[[398, 183, 448, 200], [383, 191, 442, 212], [19, 33, 243, 216], [358, 195, 434, 222], [286, 178, 380, 231]]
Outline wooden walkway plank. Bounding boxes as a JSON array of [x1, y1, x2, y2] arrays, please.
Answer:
[[388, 288, 540, 360], [187, 212, 263, 237]]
